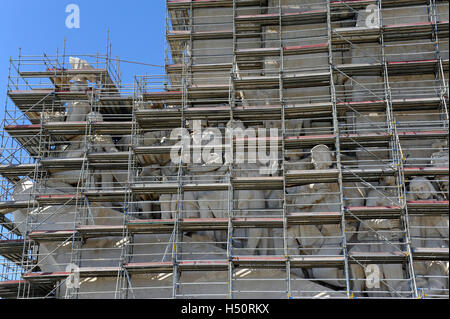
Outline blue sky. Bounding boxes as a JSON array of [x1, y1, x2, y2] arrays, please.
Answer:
[[0, 0, 166, 118], [0, 1, 167, 280]]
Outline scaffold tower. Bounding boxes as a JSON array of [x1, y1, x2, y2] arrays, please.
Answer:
[[1, 0, 448, 299]]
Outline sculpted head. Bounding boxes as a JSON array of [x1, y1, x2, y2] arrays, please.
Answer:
[[380, 175, 396, 187], [311, 144, 333, 170], [409, 177, 435, 200]]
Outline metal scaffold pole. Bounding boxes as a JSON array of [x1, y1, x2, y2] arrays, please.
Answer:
[[227, 0, 238, 300], [327, 0, 352, 299], [379, 0, 418, 298], [278, 0, 292, 299]]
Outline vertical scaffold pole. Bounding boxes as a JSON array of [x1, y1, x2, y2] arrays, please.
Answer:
[[379, 0, 418, 298], [429, 0, 449, 132], [327, 0, 352, 299], [278, 0, 291, 299], [227, 0, 238, 300]]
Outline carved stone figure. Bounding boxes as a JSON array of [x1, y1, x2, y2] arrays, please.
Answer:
[[137, 130, 172, 166], [227, 120, 271, 254], [350, 175, 408, 297], [66, 81, 91, 122], [65, 57, 96, 122], [407, 177, 449, 297], [286, 145, 360, 287], [408, 177, 448, 248]]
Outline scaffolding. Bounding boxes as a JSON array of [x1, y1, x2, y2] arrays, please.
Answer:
[[0, 0, 448, 299]]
